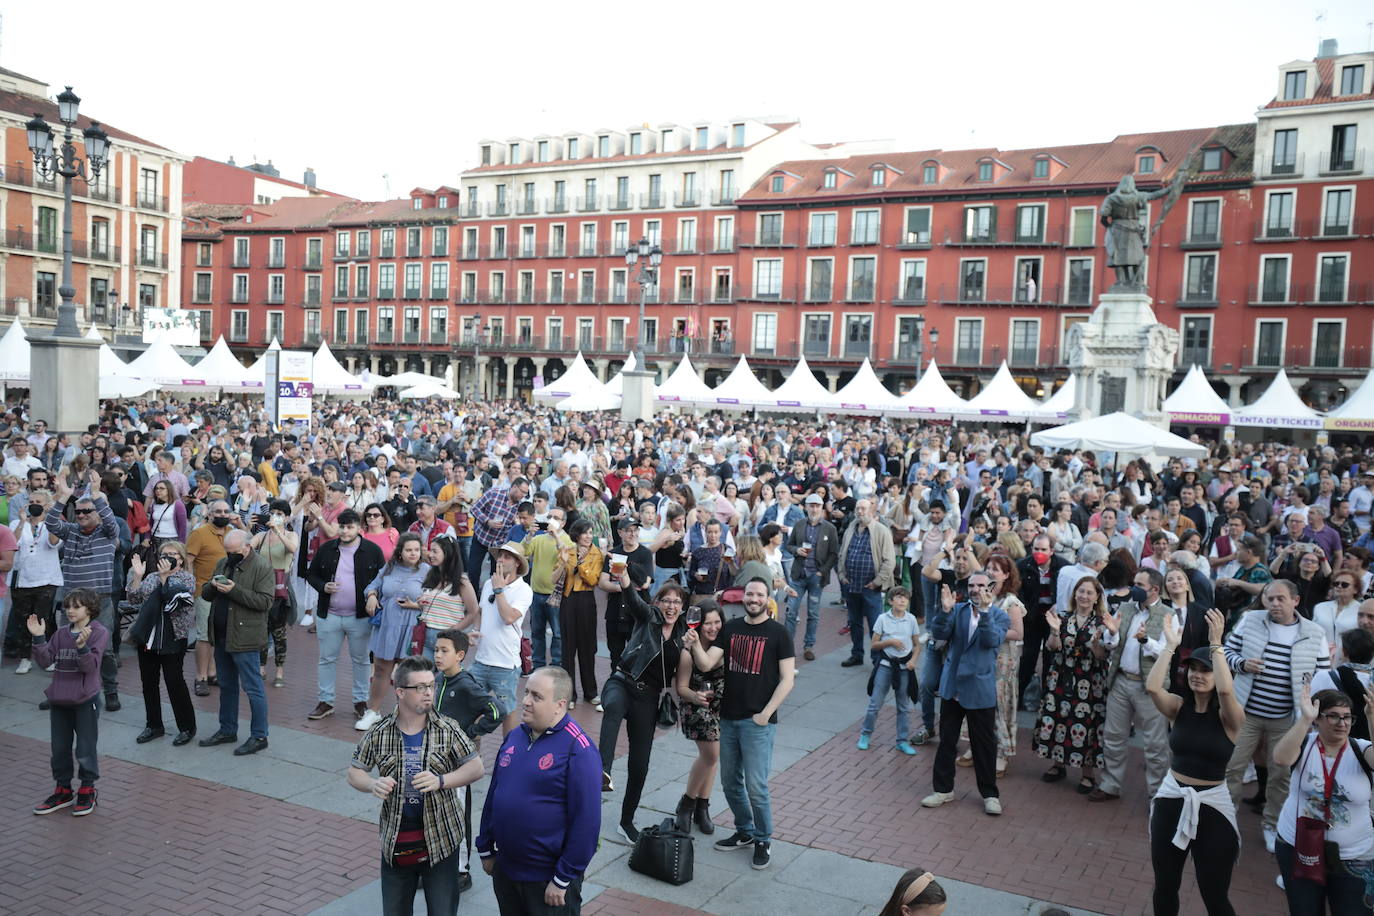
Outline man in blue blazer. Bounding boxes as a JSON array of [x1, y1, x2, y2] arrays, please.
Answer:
[[921, 570, 1009, 816]]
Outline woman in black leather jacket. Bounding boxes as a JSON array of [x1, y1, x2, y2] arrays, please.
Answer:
[[596, 575, 687, 845]]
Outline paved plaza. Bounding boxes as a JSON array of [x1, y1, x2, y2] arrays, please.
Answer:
[[0, 593, 1285, 915]]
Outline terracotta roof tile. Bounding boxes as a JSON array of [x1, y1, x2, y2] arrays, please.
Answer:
[[1263, 57, 1374, 109], [0, 88, 170, 152]]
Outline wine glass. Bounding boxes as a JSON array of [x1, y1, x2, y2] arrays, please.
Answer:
[[685, 607, 701, 630]]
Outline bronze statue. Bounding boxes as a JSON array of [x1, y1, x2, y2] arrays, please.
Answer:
[[1099, 170, 1187, 290]]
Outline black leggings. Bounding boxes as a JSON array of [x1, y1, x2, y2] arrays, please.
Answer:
[[1150, 795, 1238, 916], [137, 644, 197, 733], [560, 590, 599, 701], [597, 673, 658, 825]]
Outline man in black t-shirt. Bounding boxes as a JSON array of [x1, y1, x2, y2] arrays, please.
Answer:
[[601, 518, 654, 672], [709, 578, 795, 870]]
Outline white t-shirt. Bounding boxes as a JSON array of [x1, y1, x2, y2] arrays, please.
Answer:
[[1279, 737, 1374, 859], [473, 576, 532, 669]]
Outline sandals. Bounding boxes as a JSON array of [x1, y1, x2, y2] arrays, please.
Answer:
[[956, 750, 974, 767], [1076, 777, 1096, 795], [1042, 765, 1066, 783], [996, 758, 1008, 778]]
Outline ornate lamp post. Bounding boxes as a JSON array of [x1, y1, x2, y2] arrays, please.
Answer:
[[915, 315, 939, 370], [623, 237, 662, 367], [470, 311, 483, 399]]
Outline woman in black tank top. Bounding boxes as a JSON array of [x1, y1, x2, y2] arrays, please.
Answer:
[[1144, 609, 1245, 916]]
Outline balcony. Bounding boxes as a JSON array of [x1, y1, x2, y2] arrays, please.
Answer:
[[403, 287, 422, 300], [356, 246, 371, 259], [1180, 228, 1222, 250], [487, 201, 510, 217], [458, 289, 478, 304], [576, 287, 608, 305], [191, 289, 213, 305], [136, 192, 169, 212], [1238, 343, 1371, 372], [608, 195, 632, 211], [937, 283, 1060, 306], [354, 329, 368, 345], [806, 233, 837, 248], [230, 293, 250, 305], [1175, 287, 1218, 308], [229, 328, 250, 343], [576, 195, 600, 212], [139, 251, 169, 269], [430, 286, 448, 300], [0, 164, 119, 203], [462, 202, 480, 218], [893, 281, 927, 305], [489, 245, 507, 259], [640, 192, 664, 209], [669, 237, 699, 255], [803, 339, 831, 358], [517, 244, 537, 259], [266, 293, 285, 305], [738, 229, 797, 248], [430, 329, 448, 344], [516, 199, 539, 216], [233, 254, 252, 268], [736, 283, 797, 303], [460, 245, 482, 260], [846, 284, 876, 303], [305, 257, 323, 269], [843, 339, 872, 359], [546, 197, 569, 214], [380, 245, 396, 258], [1180, 347, 1213, 369], [849, 233, 880, 248], [403, 330, 421, 344], [1319, 149, 1365, 175], [303, 332, 322, 347], [897, 232, 933, 250], [376, 329, 395, 344], [944, 227, 1063, 247], [709, 336, 735, 355], [1258, 153, 1303, 179], [377, 287, 396, 300], [711, 189, 736, 206], [674, 191, 700, 207], [577, 242, 599, 257], [302, 293, 322, 307], [331, 290, 350, 303], [805, 286, 833, 305], [1255, 218, 1296, 240], [404, 245, 421, 258], [710, 236, 736, 253]]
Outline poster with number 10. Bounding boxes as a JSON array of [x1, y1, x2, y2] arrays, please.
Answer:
[[278, 350, 314, 429]]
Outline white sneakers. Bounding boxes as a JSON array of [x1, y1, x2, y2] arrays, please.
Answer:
[[355, 708, 382, 731], [300, 614, 315, 628], [15, 659, 32, 675], [921, 791, 953, 808], [983, 797, 1003, 816], [1264, 826, 1277, 854], [1243, 761, 1257, 784]]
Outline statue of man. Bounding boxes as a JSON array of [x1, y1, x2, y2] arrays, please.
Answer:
[[1099, 173, 1185, 290]]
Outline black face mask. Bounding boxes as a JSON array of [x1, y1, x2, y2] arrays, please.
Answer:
[[27, 504, 44, 518], [211, 516, 231, 528]]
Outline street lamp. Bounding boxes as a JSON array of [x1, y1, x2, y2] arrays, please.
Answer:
[[913, 316, 940, 371], [624, 236, 662, 367], [470, 311, 483, 399], [26, 88, 111, 338]]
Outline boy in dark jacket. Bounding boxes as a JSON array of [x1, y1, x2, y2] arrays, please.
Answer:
[[433, 628, 501, 892]]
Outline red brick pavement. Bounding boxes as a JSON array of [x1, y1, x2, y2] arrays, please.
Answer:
[[766, 714, 1286, 916], [583, 887, 708, 915], [0, 731, 378, 916]]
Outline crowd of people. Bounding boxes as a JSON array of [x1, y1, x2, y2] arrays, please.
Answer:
[[6, 393, 1374, 914]]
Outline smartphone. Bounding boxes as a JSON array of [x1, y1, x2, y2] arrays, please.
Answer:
[[212, 574, 231, 586]]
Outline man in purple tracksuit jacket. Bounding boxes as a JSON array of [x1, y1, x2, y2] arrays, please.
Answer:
[[477, 666, 600, 914]]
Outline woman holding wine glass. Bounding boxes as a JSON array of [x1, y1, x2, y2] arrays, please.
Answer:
[[677, 600, 725, 835]]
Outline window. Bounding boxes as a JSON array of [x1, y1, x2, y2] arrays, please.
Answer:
[[566, 138, 579, 159], [334, 310, 348, 343], [823, 171, 837, 189], [1324, 189, 1353, 235], [849, 257, 876, 301], [494, 184, 508, 211], [519, 270, 535, 303], [1010, 319, 1040, 365], [614, 176, 630, 208], [597, 135, 610, 157], [1283, 70, 1307, 100], [851, 210, 879, 245], [412, 199, 423, 210], [922, 164, 937, 184], [964, 206, 995, 242], [1260, 256, 1290, 302], [583, 178, 598, 209], [758, 213, 783, 245], [1069, 207, 1095, 247], [608, 221, 627, 255], [460, 272, 477, 304], [379, 264, 396, 298], [33, 207, 56, 252], [438, 195, 448, 209], [550, 224, 566, 257], [578, 270, 596, 303], [306, 238, 323, 267], [490, 273, 507, 303], [356, 230, 370, 257], [91, 218, 111, 259], [676, 269, 694, 303], [431, 263, 448, 298], [629, 133, 642, 155], [955, 318, 982, 364], [1340, 64, 1366, 96], [403, 227, 420, 257], [548, 271, 564, 303], [770, 175, 784, 193], [489, 226, 506, 259], [305, 274, 322, 305], [1015, 204, 1045, 242], [1067, 258, 1094, 304], [196, 241, 211, 266], [508, 142, 520, 165], [731, 123, 745, 147], [639, 317, 655, 348], [1016, 258, 1042, 301], [714, 216, 734, 251], [1185, 254, 1217, 302], [1330, 125, 1358, 171], [335, 231, 350, 257], [710, 268, 732, 302], [35, 272, 56, 311], [896, 317, 925, 360], [233, 237, 250, 267], [803, 314, 831, 356], [903, 207, 931, 246], [611, 269, 626, 303], [644, 219, 661, 247], [977, 162, 993, 181], [519, 225, 536, 257], [1265, 192, 1295, 237], [355, 265, 369, 298], [609, 317, 627, 350], [140, 226, 158, 264], [753, 314, 777, 355], [231, 274, 249, 304], [899, 260, 926, 302], [808, 213, 836, 246], [480, 146, 491, 166], [1318, 255, 1348, 302], [960, 260, 986, 301], [355, 310, 369, 343], [433, 226, 448, 256], [678, 218, 697, 252], [691, 126, 708, 150], [1314, 321, 1343, 368], [138, 284, 157, 309], [192, 273, 211, 304], [1272, 129, 1298, 173], [1138, 155, 1155, 174], [537, 139, 549, 162], [335, 265, 349, 299], [807, 259, 833, 301], [1181, 317, 1212, 365], [1033, 158, 1050, 179], [578, 317, 594, 349], [1189, 200, 1220, 243], [402, 307, 421, 341], [844, 315, 872, 356], [400, 264, 420, 299], [140, 168, 159, 207], [231, 310, 248, 341], [681, 172, 697, 206], [198, 310, 212, 338], [719, 170, 735, 201], [1256, 320, 1284, 366], [552, 180, 567, 211], [268, 274, 285, 303], [871, 167, 885, 187], [754, 259, 782, 298], [378, 307, 394, 341], [1200, 148, 1223, 172]]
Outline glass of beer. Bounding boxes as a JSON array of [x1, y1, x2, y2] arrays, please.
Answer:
[[610, 553, 627, 576]]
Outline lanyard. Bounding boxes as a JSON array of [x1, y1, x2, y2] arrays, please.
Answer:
[[1304, 738, 1348, 822]]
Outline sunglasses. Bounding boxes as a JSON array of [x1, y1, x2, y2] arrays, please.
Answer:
[[74, 508, 95, 515]]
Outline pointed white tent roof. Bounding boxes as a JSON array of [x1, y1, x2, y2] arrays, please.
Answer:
[[377, 370, 447, 390], [194, 337, 262, 389], [1035, 374, 1077, 421], [84, 323, 104, 341], [121, 337, 206, 388], [533, 352, 601, 402], [1232, 368, 1323, 429], [706, 356, 775, 408], [654, 355, 716, 406], [829, 359, 902, 415], [1161, 365, 1231, 425], [246, 338, 282, 385], [893, 361, 969, 418], [603, 352, 639, 396], [0, 318, 31, 381], [312, 341, 372, 394], [960, 362, 1042, 419], [1327, 371, 1374, 428], [760, 356, 834, 412], [557, 387, 623, 412], [399, 382, 461, 400], [1031, 411, 1208, 457], [101, 374, 156, 399]]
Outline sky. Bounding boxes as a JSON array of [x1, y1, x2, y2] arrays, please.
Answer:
[[6, 0, 1373, 201]]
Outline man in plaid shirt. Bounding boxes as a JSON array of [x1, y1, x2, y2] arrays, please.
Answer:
[[837, 498, 896, 667], [469, 477, 530, 586], [348, 656, 485, 915]]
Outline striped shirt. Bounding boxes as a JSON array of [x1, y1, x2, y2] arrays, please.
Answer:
[[1227, 620, 1331, 719], [45, 495, 118, 594]]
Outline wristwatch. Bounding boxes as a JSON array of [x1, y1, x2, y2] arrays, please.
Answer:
[[492, 587, 505, 596]]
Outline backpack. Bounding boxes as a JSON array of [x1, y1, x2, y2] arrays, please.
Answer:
[[1334, 666, 1373, 742], [126, 499, 150, 536]]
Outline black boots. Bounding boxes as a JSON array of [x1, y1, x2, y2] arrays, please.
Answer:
[[1244, 766, 1268, 810], [674, 794, 694, 833], [694, 796, 714, 835]]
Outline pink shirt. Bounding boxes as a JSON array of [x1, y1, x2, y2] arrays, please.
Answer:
[[0, 523, 16, 598]]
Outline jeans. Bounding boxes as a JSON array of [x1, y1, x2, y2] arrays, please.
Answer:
[[920, 576, 942, 629], [529, 592, 561, 668], [785, 571, 822, 650], [651, 565, 681, 596], [861, 660, 912, 742], [214, 645, 269, 739], [317, 612, 372, 706], [380, 849, 460, 916], [718, 717, 776, 844], [469, 662, 520, 718], [1276, 838, 1367, 916], [843, 588, 883, 661], [50, 695, 100, 786], [467, 538, 493, 591], [491, 862, 583, 915], [918, 641, 946, 733]]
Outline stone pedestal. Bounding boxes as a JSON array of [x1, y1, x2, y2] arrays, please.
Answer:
[[620, 369, 656, 423], [28, 335, 102, 434], [1067, 291, 1178, 426]]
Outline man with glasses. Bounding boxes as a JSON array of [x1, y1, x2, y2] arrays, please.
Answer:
[[349, 655, 484, 916], [524, 510, 571, 668], [922, 571, 1009, 816], [384, 478, 419, 532]]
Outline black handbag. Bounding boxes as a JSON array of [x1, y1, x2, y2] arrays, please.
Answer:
[[628, 817, 694, 885], [655, 646, 678, 728]]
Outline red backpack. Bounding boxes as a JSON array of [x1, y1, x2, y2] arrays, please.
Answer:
[[126, 499, 150, 536]]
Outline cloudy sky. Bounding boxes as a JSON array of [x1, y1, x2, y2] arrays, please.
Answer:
[[6, 0, 1371, 200]]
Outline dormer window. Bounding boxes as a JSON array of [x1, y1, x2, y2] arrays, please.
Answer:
[[567, 137, 579, 158], [1033, 158, 1049, 179], [1340, 64, 1366, 96], [630, 133, 643, 155], [1283, 70, 1307, 100], [823, 171, 837, 189], [480, 145, 491, 166], [977, 162, 993, 181], [1200, 148, 1224, 172], [438, 195, 449, 209], [1138, 155, 1155, 174], [770, 175, 784, 193], [597, 135, 610, 157], [922, 163, 938, 184], [508, 143, 520, 164], [413, 198, 423, 210], [871, 167, 885, 187]]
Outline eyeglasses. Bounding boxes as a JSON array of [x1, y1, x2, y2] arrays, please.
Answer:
[[73, 508, 94, 515], [968, 583, 992, 590], [1322, 713, 1355, 724], [1334, 582, 1355, 589], [397, 683, 436, 694]]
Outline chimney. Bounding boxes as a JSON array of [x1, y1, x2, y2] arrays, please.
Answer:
[[1318, 38, 1338, 58], [227, 155, 237, 167], [303, 168, 316, 188]]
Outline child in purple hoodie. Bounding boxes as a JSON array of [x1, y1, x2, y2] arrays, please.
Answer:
[[30, 588, 109, 817]]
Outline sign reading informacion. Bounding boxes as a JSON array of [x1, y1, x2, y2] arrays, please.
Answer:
[[265, 350, 314, 431], [141, 308, 202, 347]]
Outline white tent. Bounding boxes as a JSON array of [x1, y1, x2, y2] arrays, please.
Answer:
[[0, 318, 31, 381], [377, 370, 448, 390], [532, 351, 601, 403], [1162, 365, 1231, 425], [246, 337, 281, 385], [654, 355, 716, 406], [312, 341, 373, 394], [556, 387, 623, 412], [121, 338, 206, 388], [892, 362, 969, 418], [829, 359, 903, 415], [193, 337, 262, 389], [1326, 371, 1374, 431], [399, 382, 461, 400], [706, 356, 775, 408], [760, 356, 834, 412], [1035, 375, 1077, 421], [603, 352, 639, 396], [960, 362, 1042, 420], [1232, 368, 1323, 429], [1030, 412, 1208, 457]]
